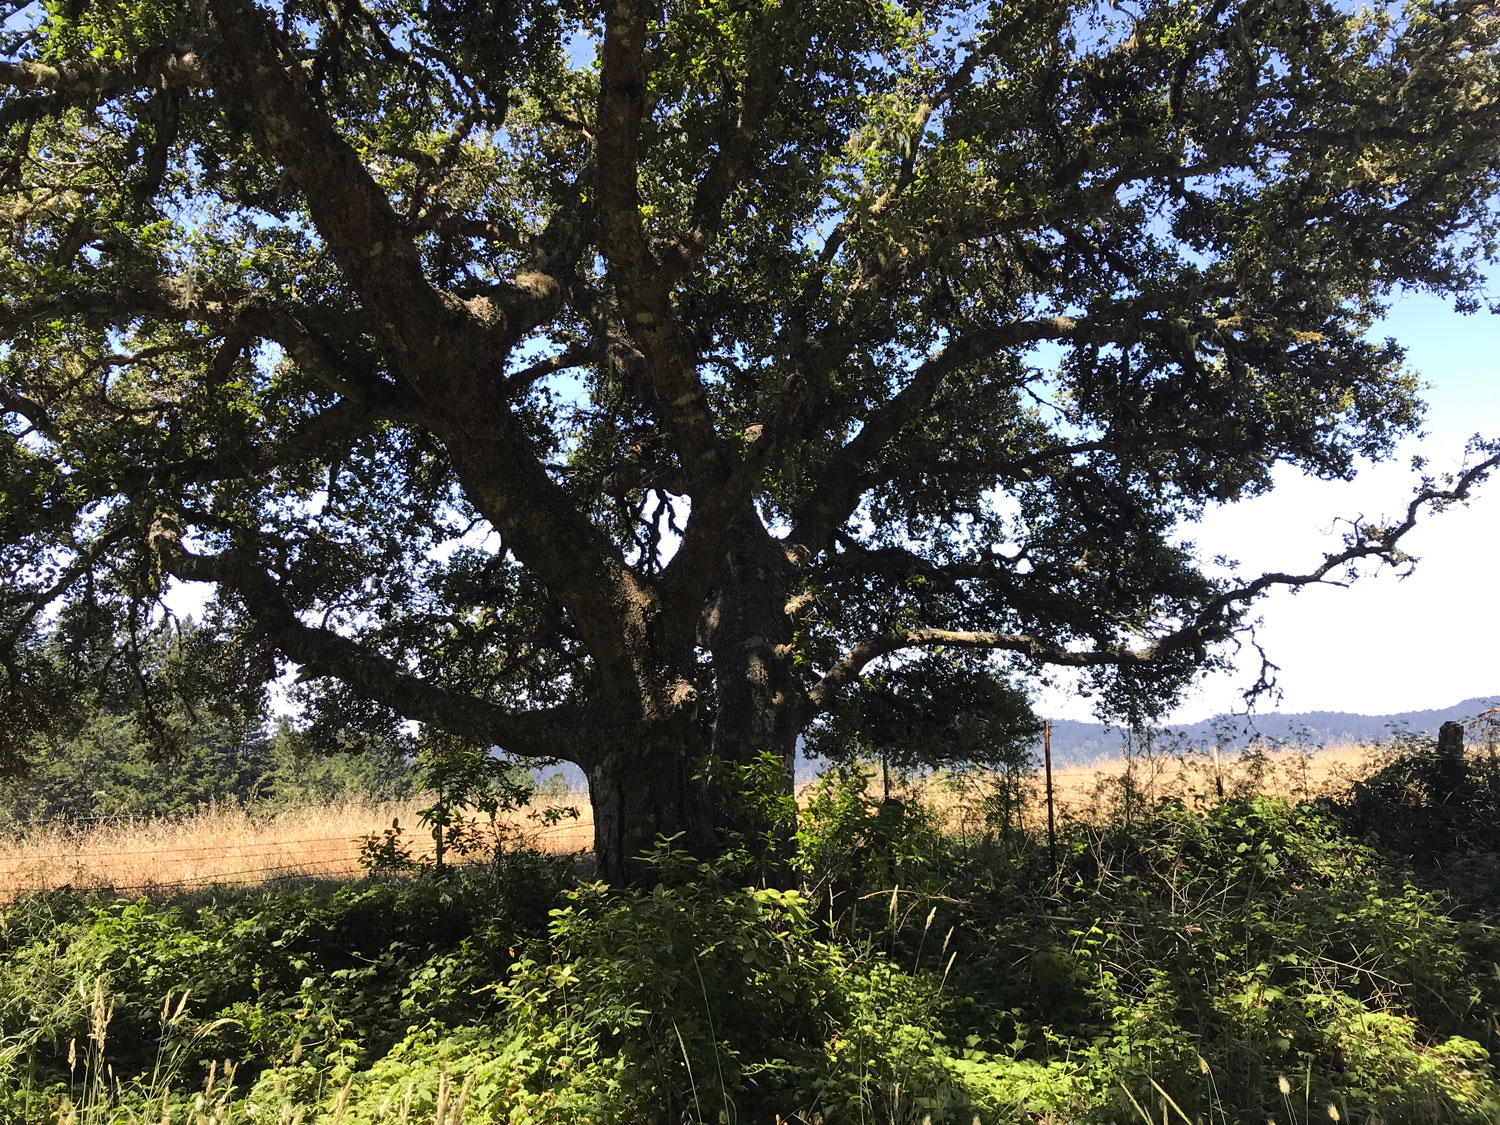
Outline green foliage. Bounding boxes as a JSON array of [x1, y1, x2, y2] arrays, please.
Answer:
[[254, 720, 421, 812], [807, 657, 1041, 779], [534, 771, 573, 801], [484, 866, 843, 1120], [356, 819, 418, 875], [794, 763, 947, 902], [0, 709, 263, 829], [950, 797, 1500, 1123], [0, 861, 575, 1102], [6, 0, 1500, 878], [0, 620, 266, 826], [412, 736, 537, 872], [352, 739, 545, 875], [700, 749, 803, 885], [0, 625, 419, 831], [0, 711, 419, 831], [1334, 728, 1500, 870], [4, 771, 1500, 1123]]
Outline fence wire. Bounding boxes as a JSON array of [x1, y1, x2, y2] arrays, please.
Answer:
[[0, 816, 592, 902]]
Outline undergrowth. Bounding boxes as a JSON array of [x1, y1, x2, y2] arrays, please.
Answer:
[[1, 748, 1498, 1123]]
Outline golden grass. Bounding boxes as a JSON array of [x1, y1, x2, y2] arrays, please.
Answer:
[[1044, 737, 1390, 818], [855, 738, 1420, 838], [1, 735, 1478, 901], [0, 792, 595, 902]]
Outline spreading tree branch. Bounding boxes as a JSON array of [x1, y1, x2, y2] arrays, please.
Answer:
[[808, 447, 1500, 711], [786, 316, 1125, 558], [0, 49, 206, 127], [204, 0, 472, 363], [596, 0, 726, 486], [148, 514, 588, 762]]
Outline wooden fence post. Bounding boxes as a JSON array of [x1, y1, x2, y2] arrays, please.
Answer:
[[1044, 720, 1057, 876], [1435, 720, 1466, 805]]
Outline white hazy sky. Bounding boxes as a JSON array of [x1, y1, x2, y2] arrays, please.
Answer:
[[1035, 288, 1500, 724]]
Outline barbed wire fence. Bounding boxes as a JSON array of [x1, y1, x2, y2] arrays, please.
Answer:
[[0, 814, 595, 903]]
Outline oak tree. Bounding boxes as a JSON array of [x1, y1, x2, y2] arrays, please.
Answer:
[[3, 0, 1499, 879]]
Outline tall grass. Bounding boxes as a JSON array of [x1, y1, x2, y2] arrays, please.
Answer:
[[869, 738, 1395, 842], [0, 738, 1443, 902], [0, 792, 594, 902], [1045, 737, 1390, 814]]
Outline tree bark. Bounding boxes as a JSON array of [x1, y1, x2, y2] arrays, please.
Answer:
[[704, 522, 807, 877], [586, 722, 717, 884], [578, 520, 808, 884]]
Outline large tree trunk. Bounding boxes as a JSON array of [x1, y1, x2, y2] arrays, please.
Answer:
[[586, 723, 717, 884], [705, 523, 808, 878], [581, 519, 807, 885], [710, 621, 803, 797]]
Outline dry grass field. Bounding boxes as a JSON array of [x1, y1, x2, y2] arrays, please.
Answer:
[[0, 794, 596, 902], [881, 737, 1406, 841], [1046, 737, 1391, 815], [0, 736, 1480, 902]]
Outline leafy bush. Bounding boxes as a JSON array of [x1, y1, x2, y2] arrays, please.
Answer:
[[949, 797, 1500, 1123], [4, 779, 1500, 1123], [794, 763, 948, 905], [1334, 731, 1500, 870], [0, 859, 575, 1096]]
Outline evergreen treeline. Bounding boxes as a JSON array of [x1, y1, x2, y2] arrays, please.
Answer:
[[0, 618, 418, 829], [0, 715, 418, 829]]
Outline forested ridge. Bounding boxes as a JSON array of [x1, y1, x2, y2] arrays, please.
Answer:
[[1038, 695, 1500, 764]]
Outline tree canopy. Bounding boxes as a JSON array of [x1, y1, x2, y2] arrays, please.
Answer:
[[2, 0, 1499, 878]]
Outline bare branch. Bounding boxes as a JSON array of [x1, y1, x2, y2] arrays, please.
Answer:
[[416, 208, 528, 253], [502, 341, 594, 395]]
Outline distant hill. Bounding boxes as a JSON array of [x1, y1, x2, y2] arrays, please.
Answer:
[[795, 695, 1500, 777], [1024, 696, 1500, 768], [536, 696, 1500, 790]]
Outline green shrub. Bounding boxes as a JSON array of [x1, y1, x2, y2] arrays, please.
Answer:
[[947, 796, 1500, 1123], [4, 784, 1500, 1124]]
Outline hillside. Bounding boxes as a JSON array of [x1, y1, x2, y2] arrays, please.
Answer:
[[1032, 695, 1500, 766]]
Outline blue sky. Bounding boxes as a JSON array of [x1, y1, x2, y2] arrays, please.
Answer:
[[1037, 289, 1500, 724]]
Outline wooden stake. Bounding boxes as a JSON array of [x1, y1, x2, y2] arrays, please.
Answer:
[[1044, 719, 1057, 875]]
